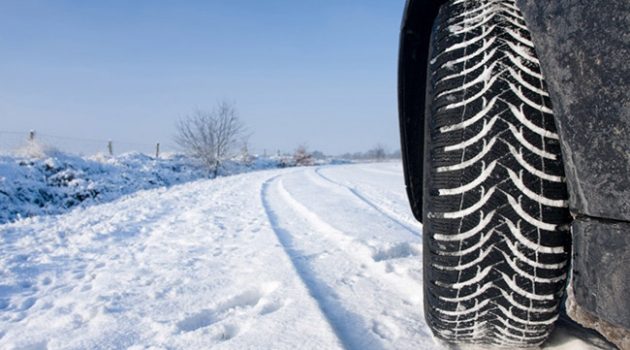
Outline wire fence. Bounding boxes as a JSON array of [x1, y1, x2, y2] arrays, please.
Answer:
[[0, 130, 181, 157]]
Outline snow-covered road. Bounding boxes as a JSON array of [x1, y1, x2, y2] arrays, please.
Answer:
[[0, 163, 608, 349]]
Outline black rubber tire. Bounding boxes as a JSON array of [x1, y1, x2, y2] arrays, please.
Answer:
[[423, 0, 572, 347]]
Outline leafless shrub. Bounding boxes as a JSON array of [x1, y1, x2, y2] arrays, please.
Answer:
[[175, 101, 247, 176], [293, 144, 314, 166]]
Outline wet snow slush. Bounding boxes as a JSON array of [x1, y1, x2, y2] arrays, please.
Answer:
[[0, 163, 609, 349]]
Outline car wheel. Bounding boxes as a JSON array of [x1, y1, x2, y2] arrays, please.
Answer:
[[423, 0, 572, 346]]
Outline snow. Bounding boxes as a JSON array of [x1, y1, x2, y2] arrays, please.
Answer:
[[0, 163, 609, 349], [0, 152, 206, 225], [0, 148, 344, 225]]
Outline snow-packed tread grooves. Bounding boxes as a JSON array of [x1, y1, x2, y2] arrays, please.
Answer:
[[424, 0, 571, 347]]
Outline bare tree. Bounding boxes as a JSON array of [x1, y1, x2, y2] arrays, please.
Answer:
[[293, 144, 314, 166], [175, 101, 247, 176]]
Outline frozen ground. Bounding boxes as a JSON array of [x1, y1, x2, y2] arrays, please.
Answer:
[[0, 163, 612, 349]]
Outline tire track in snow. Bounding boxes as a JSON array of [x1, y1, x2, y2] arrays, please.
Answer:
[[262, 172, 430, 350], [313, 167, 421, 238], [260, 176, 372, 350], [276, 171, 424, 284], [273, 174, 415, 268]]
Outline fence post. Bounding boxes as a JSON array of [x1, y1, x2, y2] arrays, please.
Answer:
[[155, 143, 160, 158], [29, 130, 35, 142], [108, 140, 113, 156]]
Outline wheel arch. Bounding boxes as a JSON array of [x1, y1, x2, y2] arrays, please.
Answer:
[[398, 0, 447, 222]]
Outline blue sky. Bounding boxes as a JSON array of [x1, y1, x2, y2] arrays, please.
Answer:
[[0, 0, 406, 155]]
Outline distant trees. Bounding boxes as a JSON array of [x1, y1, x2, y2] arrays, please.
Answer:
[[367, 144, 386, 161], [175, 101, 247, 176], [338, 144, 401, 161], [310, 150, 326, 160]]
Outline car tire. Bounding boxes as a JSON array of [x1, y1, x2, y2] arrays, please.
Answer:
[[423, 0, 572, 347]]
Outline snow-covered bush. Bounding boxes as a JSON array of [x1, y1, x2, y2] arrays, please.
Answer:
[[0, 151, 207, 224]]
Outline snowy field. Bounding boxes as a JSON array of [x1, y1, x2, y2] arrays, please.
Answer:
[[0, 163, 611, 349]]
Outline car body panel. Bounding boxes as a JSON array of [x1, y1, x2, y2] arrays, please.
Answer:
[[517, 0, 630, 222]]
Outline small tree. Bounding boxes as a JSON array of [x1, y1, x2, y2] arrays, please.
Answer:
[[175, 101, 247, 176], [293, 144, 314, 166], [239, 141, 253, 166]]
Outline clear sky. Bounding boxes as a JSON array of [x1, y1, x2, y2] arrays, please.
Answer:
[[0, 0, 406, 155]]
